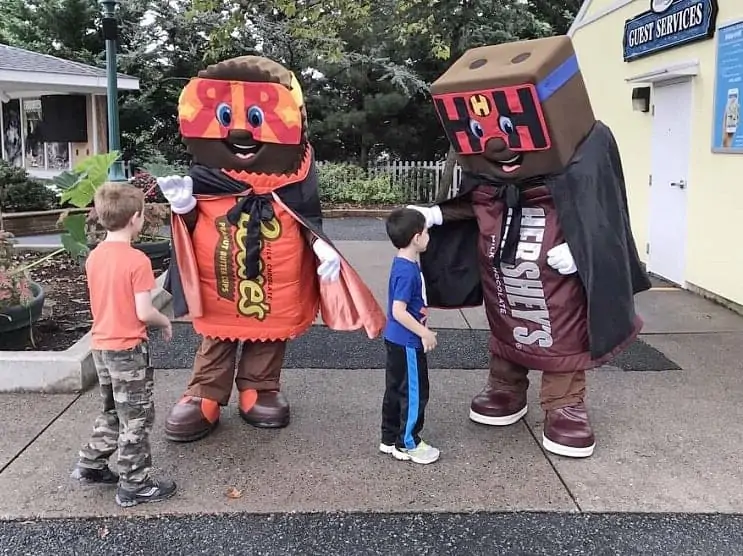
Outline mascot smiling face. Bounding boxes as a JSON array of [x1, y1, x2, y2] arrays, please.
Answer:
[[430, 36, 596, 180], [178, 56, 308, 176]]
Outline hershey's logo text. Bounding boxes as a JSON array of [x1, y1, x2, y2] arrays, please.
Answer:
[[499, 207, 554, 348]]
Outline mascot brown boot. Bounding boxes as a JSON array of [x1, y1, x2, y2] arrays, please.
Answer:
[[238, 389, 290, 428], [165, 396, 221, 442], [236, 340, 290, 428], [541, 371, 594, 458], [470, 354, 529, 426], [164, 337, 235, 442]]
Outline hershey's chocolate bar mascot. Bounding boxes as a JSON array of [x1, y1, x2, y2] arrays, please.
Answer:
[[409, 36, 650, 458]]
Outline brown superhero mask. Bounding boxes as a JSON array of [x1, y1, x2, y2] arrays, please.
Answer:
[[178, 56, 307, 176], [431, 36, 596, 180]]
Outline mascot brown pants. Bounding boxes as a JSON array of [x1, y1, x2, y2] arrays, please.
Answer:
[[186, 337, 286, 404], [483, 353, 585, 411], [164, 336, 291, 438], [469, 350, 594, 459]]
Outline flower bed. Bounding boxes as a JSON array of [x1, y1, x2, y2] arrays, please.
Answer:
[[0, 250, 168, 352]]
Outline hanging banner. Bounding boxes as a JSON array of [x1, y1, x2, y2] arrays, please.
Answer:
[[623, 0, 719, 62], [712, 19, 743, 153]]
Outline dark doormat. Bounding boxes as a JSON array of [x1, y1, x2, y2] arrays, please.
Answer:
[[150, 323, 681, 371]]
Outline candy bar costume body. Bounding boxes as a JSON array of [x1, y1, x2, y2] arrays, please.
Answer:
[[418, 36, 650, 458], [163, 56, 385, 442]]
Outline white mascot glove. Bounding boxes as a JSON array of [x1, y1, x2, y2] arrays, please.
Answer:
[[547, 243, 578, 275], [155, 175, 197, 215], [312, 238, 341, 283], [406, 205, 443, 228]]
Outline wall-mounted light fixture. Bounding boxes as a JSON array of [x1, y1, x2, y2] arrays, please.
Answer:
[[632, 86, 651, 113], [0, 91, 10, 103]]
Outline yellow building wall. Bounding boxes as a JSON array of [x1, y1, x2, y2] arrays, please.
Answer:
[[572, 0, 743, 304]]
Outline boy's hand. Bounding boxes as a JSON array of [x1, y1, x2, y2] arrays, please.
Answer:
[[156, 175, 197, 215], [162, 321, 173, 342], [421, 328, 437, 353]]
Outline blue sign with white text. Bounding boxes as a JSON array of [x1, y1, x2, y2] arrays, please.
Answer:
[[712, 20, 743, 153], [623, 0, 719, 62]]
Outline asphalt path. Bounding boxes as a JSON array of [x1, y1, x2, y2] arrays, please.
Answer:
[[2, 511, 743, 555]]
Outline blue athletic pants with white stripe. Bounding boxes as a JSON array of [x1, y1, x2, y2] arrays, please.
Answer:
[[382, 340, 430, 450]]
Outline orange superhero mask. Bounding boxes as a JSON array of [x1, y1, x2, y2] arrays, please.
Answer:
[[433, 85, 551, 155], [178, 78, 303, 145]]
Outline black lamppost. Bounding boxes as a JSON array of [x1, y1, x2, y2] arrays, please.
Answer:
[[99, 0, 126, 181]]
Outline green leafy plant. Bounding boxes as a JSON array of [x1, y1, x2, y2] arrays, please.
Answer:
[[55, 151, 120, 208], [54, 152, 120, 259], [317, 162, 404, 205], [56, 152, 171, 257]]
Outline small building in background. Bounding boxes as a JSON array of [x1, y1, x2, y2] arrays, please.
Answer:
[[0, 43, 139, 180], [570, 0, 743, 308]]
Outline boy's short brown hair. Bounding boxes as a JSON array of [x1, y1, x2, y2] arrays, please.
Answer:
[[93, 182, 145, 231]]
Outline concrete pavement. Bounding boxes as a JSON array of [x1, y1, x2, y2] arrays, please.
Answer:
[[3, 218, 743, 552]]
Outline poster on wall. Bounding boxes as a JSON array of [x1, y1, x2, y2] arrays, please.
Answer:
[[712, 19, 743, 153], [22, 99, 44, 169], [1, 100, 22, 167]]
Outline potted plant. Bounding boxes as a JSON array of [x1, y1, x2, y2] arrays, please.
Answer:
[[55, 152, 172, 269], [0, 231, 46, 339]]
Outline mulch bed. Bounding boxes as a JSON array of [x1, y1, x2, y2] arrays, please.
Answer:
[[0, 252, 167, 352]]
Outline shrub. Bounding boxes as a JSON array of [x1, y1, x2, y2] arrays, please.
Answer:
[[129, 170, 167, 204], [317, 163, 403, 205], [0, 161, 58, 212]]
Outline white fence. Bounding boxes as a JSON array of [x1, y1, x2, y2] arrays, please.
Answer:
[[317, 160, 462, 202]]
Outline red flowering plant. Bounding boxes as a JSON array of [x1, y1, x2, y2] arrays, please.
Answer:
[[129, 169, 167, 204], [0, 231, 34, 315]]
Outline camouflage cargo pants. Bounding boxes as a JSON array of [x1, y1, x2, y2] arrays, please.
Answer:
[[77, 342, 155, 488]]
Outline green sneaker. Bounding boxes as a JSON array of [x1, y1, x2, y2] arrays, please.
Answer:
[[391, 440, 440, 464]]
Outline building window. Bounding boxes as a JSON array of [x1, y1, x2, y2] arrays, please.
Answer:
[[0, 97, 72, 172]]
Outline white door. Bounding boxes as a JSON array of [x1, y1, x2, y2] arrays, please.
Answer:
[[648, 78, 692, 285]]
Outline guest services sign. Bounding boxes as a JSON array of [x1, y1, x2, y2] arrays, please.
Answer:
[[623, 0, 719, 61]]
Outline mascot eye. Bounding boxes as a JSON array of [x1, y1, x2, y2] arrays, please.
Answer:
[[498, 115, 515, 135], [247, 106, 264, 127], [469, 119, 484, 138], [216, 103, 232, 127]]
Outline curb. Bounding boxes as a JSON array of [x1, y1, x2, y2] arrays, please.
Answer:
[[322, 209, 392, 218], [0, 274, 172, 394]]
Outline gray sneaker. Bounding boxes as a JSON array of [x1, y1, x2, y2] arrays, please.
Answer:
[[391, 440, 440, 464], [115, 478, 177, 508]]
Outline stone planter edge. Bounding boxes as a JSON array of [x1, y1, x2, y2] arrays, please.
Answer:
[[0, 273, 171, 394]]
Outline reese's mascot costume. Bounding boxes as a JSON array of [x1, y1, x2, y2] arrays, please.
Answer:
[[408, 36, 651, 458], [158, 56, 385, 442]]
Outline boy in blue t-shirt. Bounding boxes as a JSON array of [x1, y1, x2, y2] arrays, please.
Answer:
[[380, 208, 440, 465]]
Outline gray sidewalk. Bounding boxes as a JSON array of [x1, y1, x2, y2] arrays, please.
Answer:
[[2, 220, 743, 552]]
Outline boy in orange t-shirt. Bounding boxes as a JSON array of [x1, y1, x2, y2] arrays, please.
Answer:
[[70, 182, 176, 508]]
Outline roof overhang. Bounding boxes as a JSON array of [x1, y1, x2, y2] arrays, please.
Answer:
[[0, 69, 139, 98], [625, 59, 700, 84], [568, 0, 634, 37]]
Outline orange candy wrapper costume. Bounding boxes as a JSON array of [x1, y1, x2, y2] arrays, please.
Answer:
[[160, 56, 385, 442]]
